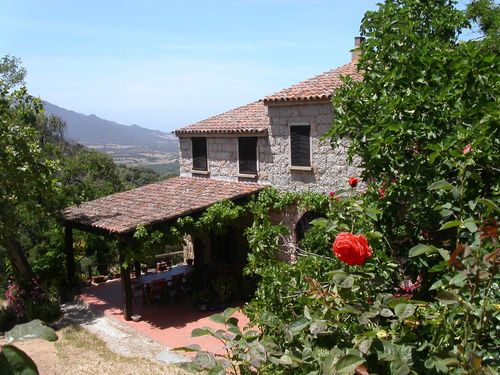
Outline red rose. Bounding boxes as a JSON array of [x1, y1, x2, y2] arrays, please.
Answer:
[[348, 177, 359, 188], [329, 192, 335, 199], [332, 232, 372, 266], [463, 143, 472, 155]]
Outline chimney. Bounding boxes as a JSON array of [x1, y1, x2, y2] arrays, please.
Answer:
[[351, 36, 365, 62]]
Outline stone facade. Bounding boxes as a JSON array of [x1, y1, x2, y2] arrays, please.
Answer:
[[178, 102, 361, 193], [263, 102, 360, 192]]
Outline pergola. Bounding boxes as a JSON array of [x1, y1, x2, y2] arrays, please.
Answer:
[[61, 177, 264, 320]]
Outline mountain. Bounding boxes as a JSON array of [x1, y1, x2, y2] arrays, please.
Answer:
[[43, 101, 179, 175], [43, 101, 178, 152]]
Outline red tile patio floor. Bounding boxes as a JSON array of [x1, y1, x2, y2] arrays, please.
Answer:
[[78, 279, 250, 356]]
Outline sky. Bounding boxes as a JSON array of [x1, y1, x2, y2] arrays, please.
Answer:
[[1, 0, 380, 132]]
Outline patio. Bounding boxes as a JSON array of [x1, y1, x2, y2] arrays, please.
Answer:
[[78, 278, 250, 355], [61, 176, 264, 320]]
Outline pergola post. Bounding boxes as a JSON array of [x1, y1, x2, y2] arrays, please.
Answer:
[[119, 245, 133, 321], [64, 223, 75, 288]]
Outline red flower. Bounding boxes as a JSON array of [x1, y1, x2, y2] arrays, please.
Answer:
[[463, 143, 472, 155], [332, 232, 372, 266], [348, 177, 359, 188], [378, 188, 386, 198], [329, 192, 335, 199]]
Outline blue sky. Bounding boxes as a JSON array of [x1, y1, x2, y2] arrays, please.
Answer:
[[1, 0, 379, 132]]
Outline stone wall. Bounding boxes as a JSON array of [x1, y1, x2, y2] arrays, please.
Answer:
[[262, 102, 361, 193], [178, 102, 361, 192], [178, 135, 270, 183]]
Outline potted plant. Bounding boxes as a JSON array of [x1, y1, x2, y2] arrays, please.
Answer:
[[211, 276, 237, 310]]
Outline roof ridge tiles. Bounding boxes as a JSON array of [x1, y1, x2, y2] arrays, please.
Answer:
[[175, 61, 361, 134]]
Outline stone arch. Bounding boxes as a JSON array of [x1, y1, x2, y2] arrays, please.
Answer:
[[295, 211, 322, 245]]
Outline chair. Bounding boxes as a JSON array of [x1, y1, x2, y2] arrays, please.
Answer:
[[147, 279, 167, 304], [131, 281, 145, 304], [167, 274, 184, 301], [182, 272, 195, 296]]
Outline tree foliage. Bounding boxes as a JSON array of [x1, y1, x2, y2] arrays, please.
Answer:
[[180, 1, 499, 374], [0, 56, 163, 303], [0, 66, 58, 282], [326, 0, 499, 249]]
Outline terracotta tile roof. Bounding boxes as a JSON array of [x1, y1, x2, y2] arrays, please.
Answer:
[[175, 101, 269, 136], [263, 62, 362, 104], [62, 177, 264, 234]]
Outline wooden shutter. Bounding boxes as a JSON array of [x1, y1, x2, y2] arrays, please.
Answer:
[[192, 137, 207, 171], [290, 125, 310, 167], [238, 137, 257, 174]]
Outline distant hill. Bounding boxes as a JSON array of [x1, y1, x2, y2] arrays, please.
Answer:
[[43, 101, 179, 175], [43, 101, 178, 152]]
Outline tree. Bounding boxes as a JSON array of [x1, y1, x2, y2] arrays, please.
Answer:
[[0, 70, 58, 283], [327, 0, 499, 249], [0, 56, 26, 90]]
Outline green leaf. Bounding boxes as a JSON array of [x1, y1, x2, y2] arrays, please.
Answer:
[[468, 200, 477, 210], [429, 261, 448, 273], [193, 351, 217, 369], [409, 244, 437, 257], [438, 249, 450, 261], [436, 291, 459, 305], [208, 314, 226, 324], [278, 354, 295, 366], [334, 354, 364, 374], [394, 303, 416, 319], [227, 325, 242, 337], [439, 221, 461, 230], [322, 353, 338, 374], [429, 180, 454, 191], [0, 345, 39, 375], [463, 218, 477, 233], [222, 307, 238, 320], [390, 359, 411, 375], [242, 330, 260, 341], [191, 328, 212, 337], [340, 276, 354, 289], [6, 320, 58, 343], [310, 321, 328, 335], [304, 305, 312, 320], [380, 308, 394, 317], [289, 317, 309, 335], [449, 273, 467, 287], [429, 280, 443, 290], [477, 198, 500, 213]]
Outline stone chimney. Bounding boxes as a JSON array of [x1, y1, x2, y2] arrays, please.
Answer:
[[351, 36, 365, 62]]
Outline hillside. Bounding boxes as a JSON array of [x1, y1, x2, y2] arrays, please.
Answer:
[[43, 101, 179, 175]]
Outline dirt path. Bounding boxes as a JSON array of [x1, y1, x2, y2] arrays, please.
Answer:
[[0, 302, 190, 375]]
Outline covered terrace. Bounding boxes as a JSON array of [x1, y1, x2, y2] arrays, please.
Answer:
[[61, 176, 264, 320]]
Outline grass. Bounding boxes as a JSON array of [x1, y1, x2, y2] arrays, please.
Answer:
[[1, 325, 189, 375]]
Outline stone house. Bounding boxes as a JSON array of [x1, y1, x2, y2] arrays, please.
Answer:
[[174, 38, 364, 257], [61, 39, 366, 319], [175, 38, 363, 194]]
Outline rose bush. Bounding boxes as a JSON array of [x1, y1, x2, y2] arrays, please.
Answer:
[[332, 232, 372, 265]]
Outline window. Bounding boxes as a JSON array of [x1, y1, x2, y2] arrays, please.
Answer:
[[238, 137, 258, 174], [290, 125, 311, 167], [192, 137, 207, 171]]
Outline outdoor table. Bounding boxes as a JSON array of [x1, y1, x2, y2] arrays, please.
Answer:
[[135, 264, 193, 303], [138, 264, 192, 286]]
